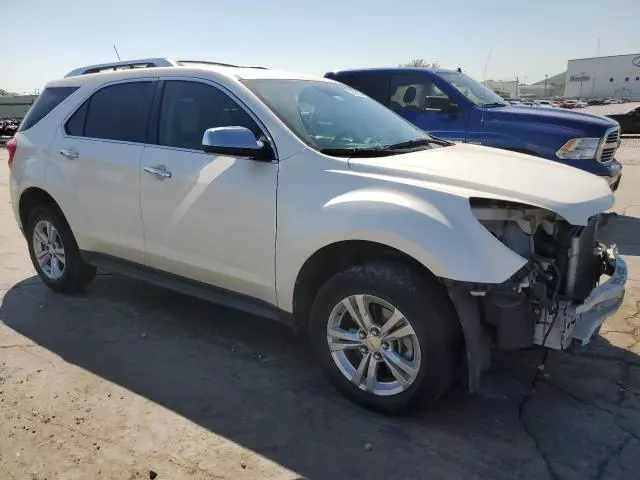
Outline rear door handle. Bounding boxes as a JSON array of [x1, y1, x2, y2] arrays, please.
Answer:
[[59, 149, 79, 159], [143, 165, 172, 179]]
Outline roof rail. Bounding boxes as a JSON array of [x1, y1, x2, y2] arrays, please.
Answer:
[[177, 60, 268, 70], [65, 58, 178, 77], [64, 58, 269, 78]]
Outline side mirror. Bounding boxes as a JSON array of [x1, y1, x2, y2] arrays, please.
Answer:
[[202, 126, 272, 161], [442, 103, 460, 115]]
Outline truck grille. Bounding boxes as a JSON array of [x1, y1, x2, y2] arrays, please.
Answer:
[[600, 148, 616, 162], [606, 129, 620, 144], [598, 127, 620, 163]]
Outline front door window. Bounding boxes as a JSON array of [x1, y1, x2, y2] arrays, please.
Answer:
[[389, 74, 455, 113]]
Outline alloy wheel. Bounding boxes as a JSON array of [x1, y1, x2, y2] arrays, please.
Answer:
[[33, 220, 66, 280], [327, 294, 421, 396]]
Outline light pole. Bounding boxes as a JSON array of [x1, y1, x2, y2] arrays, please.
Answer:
[[544, 74, 548, 99]]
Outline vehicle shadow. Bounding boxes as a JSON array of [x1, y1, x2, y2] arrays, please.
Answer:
[[2, 275, 640, 479], [599, 214, 640, 256]]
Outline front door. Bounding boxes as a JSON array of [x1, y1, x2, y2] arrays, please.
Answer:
[[139, 79, 278, 304], [389, 73, 469, 142]]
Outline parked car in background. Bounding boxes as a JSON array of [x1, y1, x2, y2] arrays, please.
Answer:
[[607, 105, 640, 134], [575, 101, 588, 108], [0, 118, 21, 137], [8, 58, 627, 412], [559, 100, 578, 109], [588, 99, 605, 106], [534, 100, 556, 108], [325, 67, 623, 189]]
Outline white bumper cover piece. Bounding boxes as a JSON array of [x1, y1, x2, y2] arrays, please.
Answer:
[[534, 247, 627, 349], [571, 247, 627, 345]]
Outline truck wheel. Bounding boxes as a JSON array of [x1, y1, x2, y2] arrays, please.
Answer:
[[26, 204, 96, 294], [309, 261, 462, 413]]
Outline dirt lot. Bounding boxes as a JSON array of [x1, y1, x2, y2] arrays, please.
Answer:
[[1, 142, 640, 480]]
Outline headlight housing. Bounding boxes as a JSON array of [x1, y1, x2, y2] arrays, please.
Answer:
[[556, 137, 600, 160]]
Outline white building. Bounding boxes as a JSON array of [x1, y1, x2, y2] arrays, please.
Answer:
[[564, 53, 640, 99], [0, 95, 37, 119], [484, 80, 518, 99]]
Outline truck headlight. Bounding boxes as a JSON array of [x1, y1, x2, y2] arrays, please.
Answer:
[[556, 138, 600, 160]]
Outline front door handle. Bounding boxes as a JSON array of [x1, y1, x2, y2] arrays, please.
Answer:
[[59, 149, 79, 159], [143, 165, 172, 179]]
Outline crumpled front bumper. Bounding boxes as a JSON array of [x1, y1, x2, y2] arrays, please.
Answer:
[[534, 246, 627, 350], [571, 246, 627, 345]]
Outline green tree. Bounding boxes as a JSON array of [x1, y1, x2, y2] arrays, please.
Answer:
[[399, 59, 440, 68], [0, 88, 11, 96]]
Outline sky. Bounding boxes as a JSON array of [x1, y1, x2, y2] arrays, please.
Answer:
[[2, 0, 639, 93]]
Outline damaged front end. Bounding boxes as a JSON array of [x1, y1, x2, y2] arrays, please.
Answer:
[[448, 198, 627, 390]]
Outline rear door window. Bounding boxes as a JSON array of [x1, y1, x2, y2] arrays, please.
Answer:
[[65, 101, 88, 137], [332, 73, 390, 105], [18, 87, 78, 131], [67, 81, 155, 143]]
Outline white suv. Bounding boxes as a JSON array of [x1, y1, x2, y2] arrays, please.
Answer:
[[8, 58, 627, 412]]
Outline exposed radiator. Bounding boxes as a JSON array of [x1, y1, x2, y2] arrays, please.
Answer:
[[563, 217, 600, 302]]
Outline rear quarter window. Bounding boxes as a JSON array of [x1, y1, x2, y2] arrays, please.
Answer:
[[18, 87, 78, 131]]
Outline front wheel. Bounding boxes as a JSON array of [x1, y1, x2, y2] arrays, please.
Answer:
[[309, 261, 462, 413]]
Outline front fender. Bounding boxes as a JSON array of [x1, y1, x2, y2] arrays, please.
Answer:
[[276, 187, 526, 312]]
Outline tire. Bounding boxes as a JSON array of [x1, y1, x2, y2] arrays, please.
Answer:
[[26, 204, 96, 294], [309, 261, 462, 414]]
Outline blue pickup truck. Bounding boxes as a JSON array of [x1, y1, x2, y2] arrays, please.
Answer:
[[325, 68, 622, 190]]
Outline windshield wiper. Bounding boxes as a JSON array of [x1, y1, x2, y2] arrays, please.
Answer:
[[320, 147, 400, 158], [387, 138, 451, 150], [320, 137, 452, 157], [480, 102, 507, 108]]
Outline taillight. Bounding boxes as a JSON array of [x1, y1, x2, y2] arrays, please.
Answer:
[[6, 137, 17, 169]]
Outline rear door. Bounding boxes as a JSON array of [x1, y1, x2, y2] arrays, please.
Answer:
[[389, 73, 469, 141], [50, 80, 156, 263]]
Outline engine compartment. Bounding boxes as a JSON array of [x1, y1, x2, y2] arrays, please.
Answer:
[[469, 198, 608, 350]]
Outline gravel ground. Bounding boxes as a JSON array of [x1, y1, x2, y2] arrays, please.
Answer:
[[1, 143, 640, 479]]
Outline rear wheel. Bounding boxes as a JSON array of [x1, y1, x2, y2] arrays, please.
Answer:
[[309, 261, 462, 413], [26, 204, 96, 293]]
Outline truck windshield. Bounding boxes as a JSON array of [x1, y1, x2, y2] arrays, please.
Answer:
[[437, 72, 508, 108], [243, 79, 440, 155]]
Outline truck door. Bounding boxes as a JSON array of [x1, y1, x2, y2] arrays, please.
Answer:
[[389, 73, 469, 142]]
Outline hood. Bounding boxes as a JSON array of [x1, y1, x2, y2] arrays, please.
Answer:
[[485, 105, 618, 134], [348, 144, 614, 225]]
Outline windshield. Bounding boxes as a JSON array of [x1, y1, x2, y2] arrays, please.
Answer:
[[436, 72, 508, 108], [242, 79, 434, 153]]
